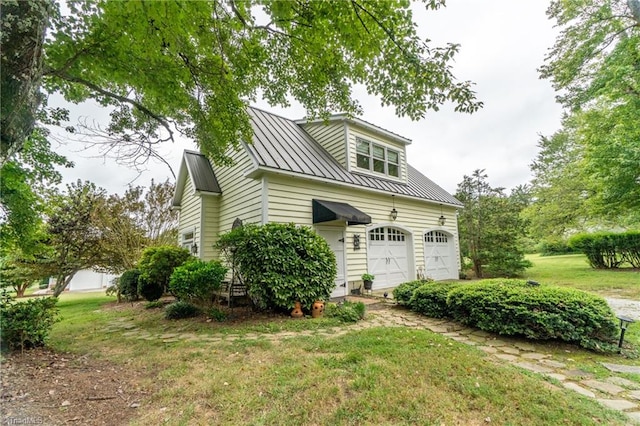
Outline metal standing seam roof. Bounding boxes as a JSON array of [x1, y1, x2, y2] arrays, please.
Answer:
[[183, 150, 222, 194], [245, 107, 462, 207]]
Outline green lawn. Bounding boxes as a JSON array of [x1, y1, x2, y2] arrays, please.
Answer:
[[40, 292, 634, 425], [525, 253, 640, 299]]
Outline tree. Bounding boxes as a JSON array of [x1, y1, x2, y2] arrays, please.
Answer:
[[46, 180, 109, 296], [1, 0, 482, 170], [456, 170, 531, 278], [540, 0, 640, 216]]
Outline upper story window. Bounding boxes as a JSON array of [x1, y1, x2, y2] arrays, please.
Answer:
[[356, 138, 399, 178]]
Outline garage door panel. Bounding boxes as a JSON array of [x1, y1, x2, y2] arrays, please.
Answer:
[[424, 231, 454, 281], [368, 227, 410, 289]]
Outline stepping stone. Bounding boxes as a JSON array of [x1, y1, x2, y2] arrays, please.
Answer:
[[159, 333, 179, 339], [514, 342, 536, 352], [449, 336, 472, 343], [428, 326, 450, 333], [596, 398, 637, 411], [122, 324, 137, 330], [487, 339, 508, 347], [122, 331, 141, 337], [442, 332, 460, 337], [521, 352, 549, 360], [606, 377, 639, 388], [564, 369, 594, 379], [514, 362, 553, 374], [563, 382, 596, 398], [601, 363, 640, 375], [162, 339, 179, 343], [478, 346, 498, 354], [582, 379, 625, 395], [545, 373, 567, 382], [540, 359, 567, 369], [629, 390, 640, 401], [627, 412, 640, 424], [494, 354, 519, 362], [500, 347, 520, 355], [470, 330, 491, 337], [468, 335, 488, 343]]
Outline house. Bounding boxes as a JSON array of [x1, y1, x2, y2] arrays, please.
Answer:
[[48, 269, 118, 292], [172, 107, 462, 298]]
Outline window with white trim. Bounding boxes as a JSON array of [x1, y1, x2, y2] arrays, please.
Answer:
[[425, 231, 448, 243], [356, 137, 400, 178], [182, 230, 194, 250]]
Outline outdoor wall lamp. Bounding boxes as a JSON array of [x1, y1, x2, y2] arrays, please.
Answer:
[[191, 243, 198, 255], [438, 204, 446, 226], [353, 234, 361, 250], [617, 315, 635, 351], [390, 195, 398, 221]]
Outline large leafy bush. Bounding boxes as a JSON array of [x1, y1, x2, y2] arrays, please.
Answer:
[[217, 223, 336, 310], [137, 246, 192, 301], [446, 279, 618, 350], [0, 293, 59, 352], [392, 280, 432, 305], [164, 300, 201, 320], [569, 231, 640, 268], [169, 259, 227, 308], [118, 269, 141, 302], [409, 281, 462, 318]]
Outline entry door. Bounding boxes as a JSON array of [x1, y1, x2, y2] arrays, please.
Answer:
[[317, 228, 347, 298], [424, 231, 454, 280]]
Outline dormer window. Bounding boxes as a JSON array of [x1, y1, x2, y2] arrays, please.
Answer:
[[356, 137, 399, 178]]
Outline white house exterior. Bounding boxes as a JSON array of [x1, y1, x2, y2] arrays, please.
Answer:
[[172, 107, 462, 298]]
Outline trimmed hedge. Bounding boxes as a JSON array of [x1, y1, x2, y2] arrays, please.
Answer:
[[169, 259, 227, 308], [446, 279, 618, 350], [392, 280, 431, 306], [119, 269, 141, 302], [409, 282, 462, 318], [0, 295, 59, 352], [569, 231, 640, 268]]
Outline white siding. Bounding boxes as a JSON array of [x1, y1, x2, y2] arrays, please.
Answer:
[[347, 126, 408, 183], [300, 121, 347, 166], [213, 146, 263, 232], [200, 194, 220, 260], [267, 174, 459, 287], [177, 177, 201, 249]]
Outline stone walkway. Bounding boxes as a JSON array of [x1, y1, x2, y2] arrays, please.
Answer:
[[103, 302, 640, 424]]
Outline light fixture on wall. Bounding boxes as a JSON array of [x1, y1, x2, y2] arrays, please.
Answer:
[[438, 204, 446, 226], [353, 234, 361, 250], [390, 195, 398, 221]]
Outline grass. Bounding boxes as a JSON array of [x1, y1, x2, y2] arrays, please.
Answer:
[[525, 253, 640, 299], [43, 292, 633, 426]]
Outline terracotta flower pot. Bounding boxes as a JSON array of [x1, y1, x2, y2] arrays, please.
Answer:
[[291, 301, 304, 318], [311, 300, 325, 318]]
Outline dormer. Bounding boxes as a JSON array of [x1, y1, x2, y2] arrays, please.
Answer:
[[297, 114, 411, 184]]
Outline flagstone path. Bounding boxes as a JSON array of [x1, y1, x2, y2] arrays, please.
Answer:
[[103, 301, 640, 424]]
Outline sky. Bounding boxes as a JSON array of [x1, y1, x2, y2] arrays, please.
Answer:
[[52, 0, 564, 196]]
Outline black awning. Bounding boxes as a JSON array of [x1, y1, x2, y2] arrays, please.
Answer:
[[312, 199, 371, 226]]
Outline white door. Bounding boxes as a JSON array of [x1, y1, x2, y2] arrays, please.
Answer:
[[424, 231, 455, 280], [317, 228, 347, 298], [367, 227, 409, 289]]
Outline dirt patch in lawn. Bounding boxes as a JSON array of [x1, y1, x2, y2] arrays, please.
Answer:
[[0, 347, 150, 425]]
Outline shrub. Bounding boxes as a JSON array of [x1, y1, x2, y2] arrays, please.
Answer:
[[169, 259, 227, 308], [144, 300, 165, 309], [537, 239, 579, 256], [409, 282, 462, 318], [137, 246, 192, 295], [446, 279, 618, 350], [325, 301, 366, 323], [207, 307, 228, 322], [137, 277, 164, 302], [393, 280, 432, 305], [0, 292, 59, 352], [569, 231, 640, 268], [217, 223, 336, 311], [119, 269, 141, 302], [164, 301, 201, 320]]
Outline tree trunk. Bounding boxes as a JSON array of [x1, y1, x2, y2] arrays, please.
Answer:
[[52, 272, 77, 297]]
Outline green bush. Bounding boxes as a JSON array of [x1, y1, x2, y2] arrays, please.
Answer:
[[144, 300, 165, 309], [569, 231, 640, 268], [137, 277, 164, 302], [169, 259, 227, 308], [0, 293, 59, 352], [537, 239, 579, 256], [119, 269, 141, 301], [446, 279, 618, 350], [325, 301, 366, 323], [217, 223, 337, 311], [207, 307, 228, 322], [393, 279, 433, 305], [409, 282, 462, 318], [164, 301, 201, 320], [137, 246, 192, 297]]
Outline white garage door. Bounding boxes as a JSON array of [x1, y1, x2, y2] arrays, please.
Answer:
[[424, 231, 455, 280], [367, 227, 410, 289]]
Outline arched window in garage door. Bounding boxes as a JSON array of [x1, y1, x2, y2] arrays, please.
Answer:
[[367, 227, 410, 289], [423, 230, 456, 281]]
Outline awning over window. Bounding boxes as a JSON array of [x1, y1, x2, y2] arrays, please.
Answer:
[[312, 199, 371, 226]]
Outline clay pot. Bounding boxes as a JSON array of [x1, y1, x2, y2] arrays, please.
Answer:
[[311, 300, 325, 318], [291, 301, 304, 318]]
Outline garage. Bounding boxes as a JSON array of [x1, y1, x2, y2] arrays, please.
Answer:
[[423, 230, 456, 280], [367, 226, 411, 289]]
